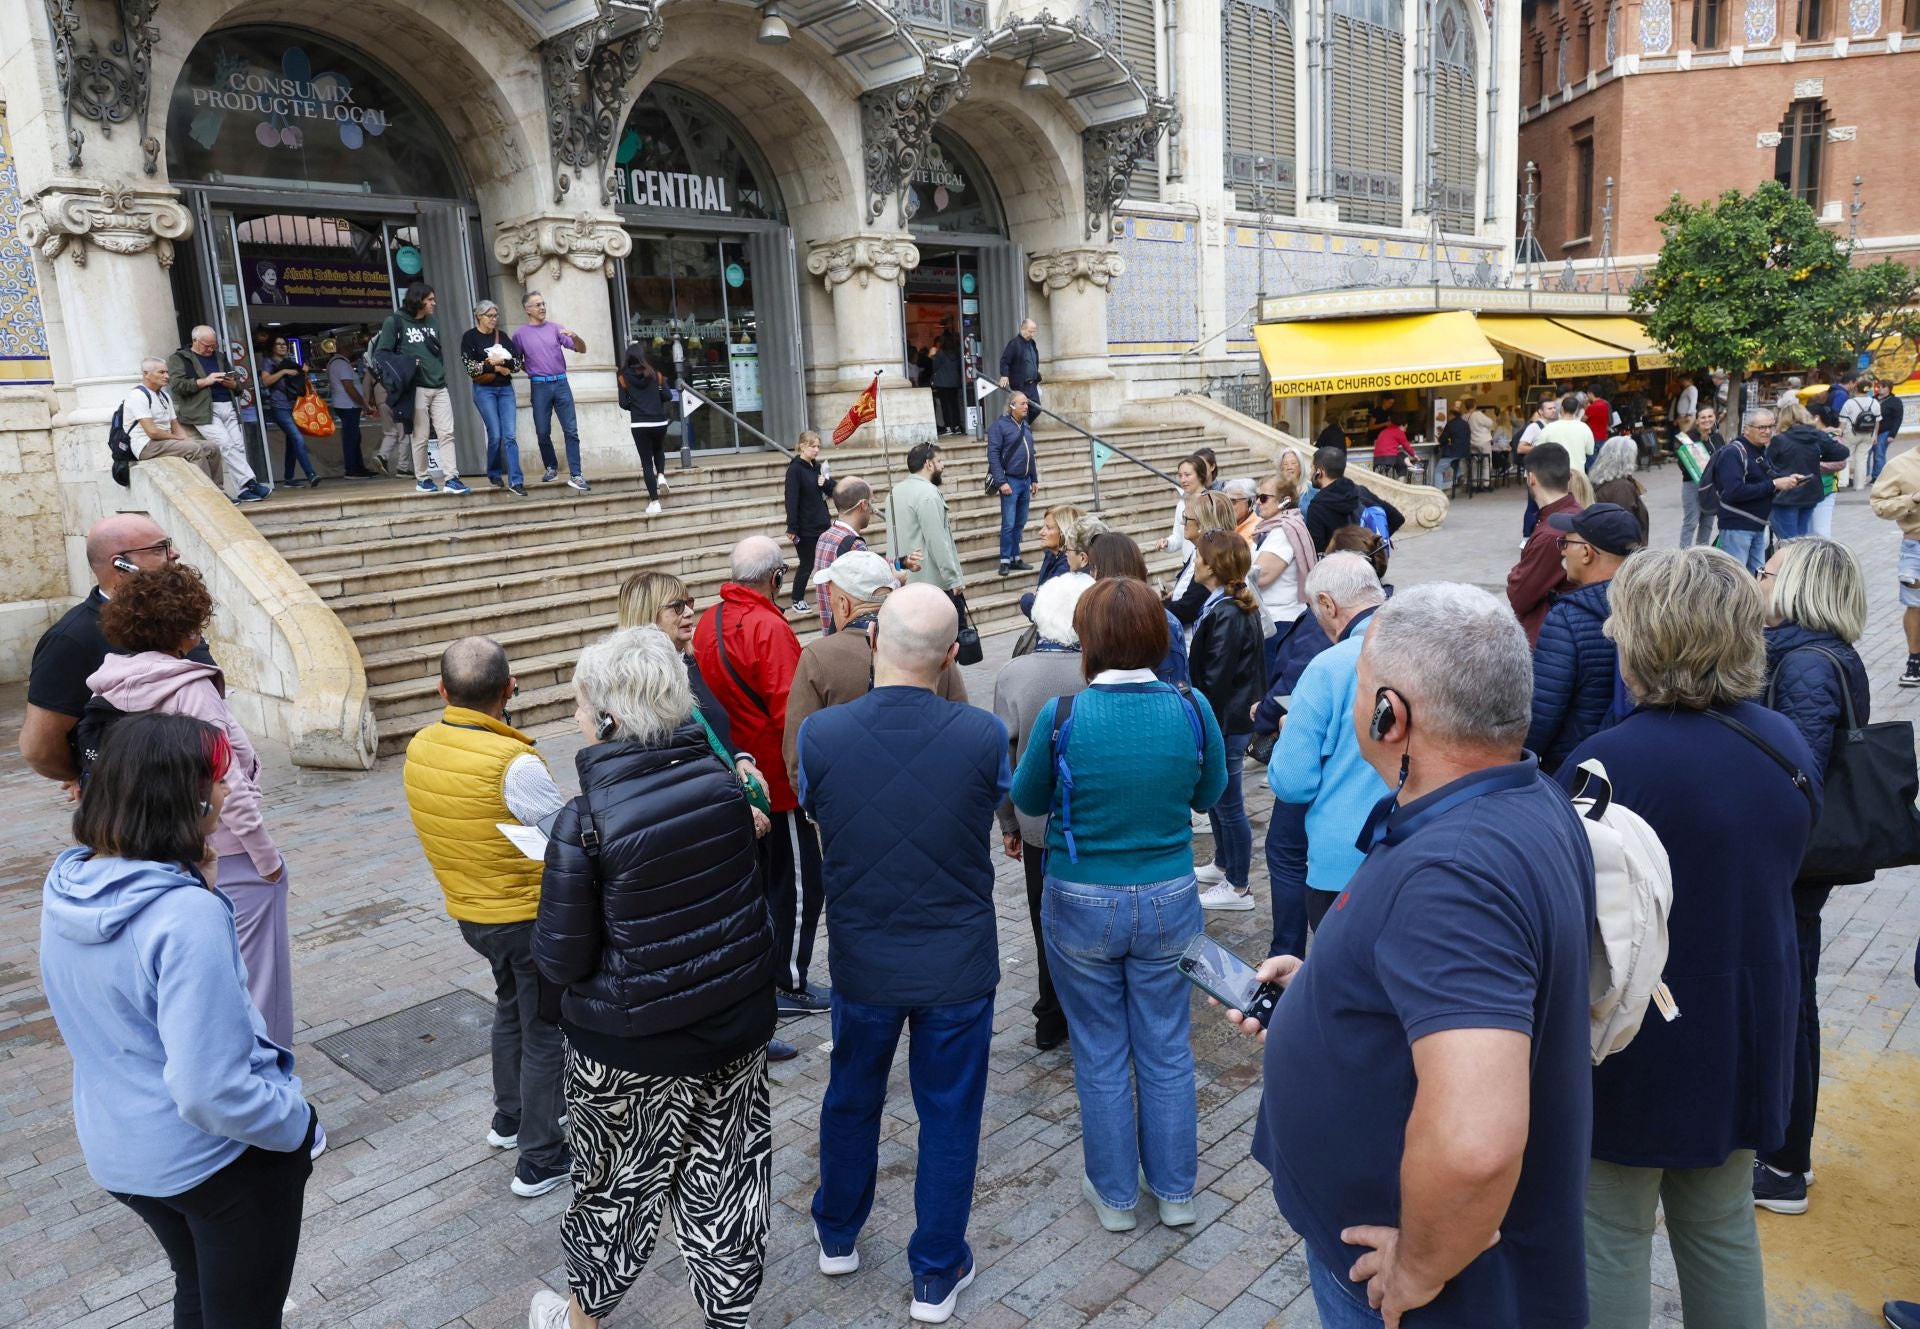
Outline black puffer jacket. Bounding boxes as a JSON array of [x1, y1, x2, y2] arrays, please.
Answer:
[[1187, 592, 1267, 737], [535, 728, 774, 1043], [1765, 424, 1847, 508], [1305, 477, 1405, 552]]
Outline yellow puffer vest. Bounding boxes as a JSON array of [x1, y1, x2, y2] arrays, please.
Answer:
[[403, 707, 548, 923]]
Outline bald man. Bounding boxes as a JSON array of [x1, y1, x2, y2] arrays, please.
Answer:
[[796, 582, 1010, 1323], [694, 534, 828, 1014], [19, 514, 212, 782], [169, 327, 266, 500], [402, 635, 569, 1194]]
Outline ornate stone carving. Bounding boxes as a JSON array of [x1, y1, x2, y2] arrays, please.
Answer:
[[19, 180, 191, 267], [1028, 246, 1126, 293], [1826, 124, 1858, 141], [540, 8, 663, 206], [1082, 103, 1178, 238], [42, 0, 163, 174], [1756, 130, 1784, 147], [493, 213, 635, 284], [805, 235, 922, 290], [1793, 76, 1825, 97], [861, 68, 969, 225]]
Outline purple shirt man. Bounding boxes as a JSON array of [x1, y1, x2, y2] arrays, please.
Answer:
[[510, 291, 590, 489]]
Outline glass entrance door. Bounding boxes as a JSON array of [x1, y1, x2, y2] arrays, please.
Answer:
[[904, 248, 984, 438], [622, 234, 766, 451]]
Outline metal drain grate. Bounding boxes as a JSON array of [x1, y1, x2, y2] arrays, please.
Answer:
[[315, 989, 494, 1093]]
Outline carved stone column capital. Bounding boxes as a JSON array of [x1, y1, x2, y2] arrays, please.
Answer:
[[805, 234, 921, 291], [19, 179, 191, 268], [1027, 246, 1126, 294], [493, 212, 635, 284]]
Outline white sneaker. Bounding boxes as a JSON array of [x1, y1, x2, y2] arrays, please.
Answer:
[[1191, 809, 1211, 832], [308, 1121, 328, 1161], [910, 1263, 976, 1324], [1199, 883, 1255, 911], [528, 1289, 569, 1329], [1193, 861, 1226, 887], [645, 500, 662, 515], [818, 1236, 860, 1276]]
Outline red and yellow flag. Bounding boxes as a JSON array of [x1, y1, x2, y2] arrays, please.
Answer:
[[831, 374, 879, 446]]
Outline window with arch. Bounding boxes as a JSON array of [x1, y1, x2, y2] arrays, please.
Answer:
[[1329, 0, 1405, 226], [1793, 0, 1827, 37], [1775, 99, 1827, 205], [1223, 0, 1296, 213], [1115, 0, 1164, 200], [1422, 0, 1478, 233], [1524, 32, 1547, 101]]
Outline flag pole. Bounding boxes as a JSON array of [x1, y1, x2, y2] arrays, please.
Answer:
[[871, 369, 895, 492]]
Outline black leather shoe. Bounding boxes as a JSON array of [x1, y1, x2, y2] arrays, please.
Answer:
[[1035, 1026, 1069, 1051]]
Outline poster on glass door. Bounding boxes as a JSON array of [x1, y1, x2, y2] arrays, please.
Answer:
[[729, 342, 762, 413]]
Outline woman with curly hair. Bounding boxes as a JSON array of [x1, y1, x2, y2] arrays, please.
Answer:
[[88, 563, 294, 1046]]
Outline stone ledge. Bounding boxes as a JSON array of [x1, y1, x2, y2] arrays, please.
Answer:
[[130, 458, 375, 771]]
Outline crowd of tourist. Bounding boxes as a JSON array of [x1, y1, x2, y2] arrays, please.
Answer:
[[21, 390, 1920, 1329]]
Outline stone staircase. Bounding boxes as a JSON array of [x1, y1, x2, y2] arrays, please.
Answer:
[[245, 421, 1273, 755]]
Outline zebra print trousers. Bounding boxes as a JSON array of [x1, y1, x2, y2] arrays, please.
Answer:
[[562, 1045, 771, 1325]]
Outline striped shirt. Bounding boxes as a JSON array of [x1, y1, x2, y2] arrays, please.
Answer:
[[814, 518, 862, 631]]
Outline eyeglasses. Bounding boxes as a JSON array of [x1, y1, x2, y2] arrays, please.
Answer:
[[664, 598, 696, 614], [115, 538, 175, 560], [1555, 536, 1591, 552], [1255, 492, 1278, 503], [1757, 568, 1778, 582]]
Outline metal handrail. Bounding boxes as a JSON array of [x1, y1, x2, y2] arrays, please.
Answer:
[[674, 377, 793, 462], [975, 382, 1179, 511]]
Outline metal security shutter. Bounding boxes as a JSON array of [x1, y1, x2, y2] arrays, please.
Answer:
[[417, 204, 485, 475], [1330, 14, 1405, 226], [1222, 0, 1296, 213], [1117, 0, 1163, 201], [745, 227, 806, 448]]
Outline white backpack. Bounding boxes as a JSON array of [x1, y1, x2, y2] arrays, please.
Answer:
[[1569, 759, 1679, 1065]]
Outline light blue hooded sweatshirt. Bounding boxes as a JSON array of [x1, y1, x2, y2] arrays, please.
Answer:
[[40, 847, 309, 1197]]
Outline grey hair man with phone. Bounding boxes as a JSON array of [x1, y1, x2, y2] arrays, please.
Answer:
[[1219, 584, 1595, 1329], [169, 327, 267, 502]]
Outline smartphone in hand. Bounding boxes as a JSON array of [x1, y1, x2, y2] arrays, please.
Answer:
[[1178, 934, 1282, 1027]]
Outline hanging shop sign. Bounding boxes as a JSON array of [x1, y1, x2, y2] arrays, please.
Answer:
[[244, 255, 393, 308], [619, 169, 732, 214]]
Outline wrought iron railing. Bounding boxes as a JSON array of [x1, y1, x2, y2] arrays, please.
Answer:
[[1186, 372, 1268, 424]]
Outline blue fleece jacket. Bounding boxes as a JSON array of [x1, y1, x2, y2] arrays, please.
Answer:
[[1268, 614, 1390, 892], [40, 848, 310, 1197]]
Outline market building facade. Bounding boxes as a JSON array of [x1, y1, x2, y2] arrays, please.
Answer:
[[0, 0, 1518, 687]]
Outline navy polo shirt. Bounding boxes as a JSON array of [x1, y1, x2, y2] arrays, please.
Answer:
[[1253, 758, 1594, 1327]]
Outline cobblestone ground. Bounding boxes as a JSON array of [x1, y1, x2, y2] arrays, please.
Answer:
[[2, 454, 1917, 1328]]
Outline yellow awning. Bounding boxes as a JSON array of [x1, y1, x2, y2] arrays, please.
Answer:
[[1256, 311, 1503, 397], [1552, 316, 1672, 370], [1478, 316, 1633, 377]]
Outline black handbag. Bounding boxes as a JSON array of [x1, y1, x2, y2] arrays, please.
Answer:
[[954, 596, 984, 666], [1766, 647, 1920, 885]]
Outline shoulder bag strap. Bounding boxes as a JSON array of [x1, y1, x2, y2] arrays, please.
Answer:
[[1701, 707, 1818, 811], [1764, 644, 1862, 733], [711, 604, 771, 717]]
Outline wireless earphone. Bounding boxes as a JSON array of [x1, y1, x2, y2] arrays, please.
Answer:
[[1370, 688, 1399, 742], [112, 556, 139, 574], [596, 713, 618, 741]]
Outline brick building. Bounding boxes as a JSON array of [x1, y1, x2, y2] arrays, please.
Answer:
[[1516, 0, 1920, 274]]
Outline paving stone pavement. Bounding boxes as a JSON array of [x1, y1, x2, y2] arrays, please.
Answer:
[[2, 452, 1917, 1328]]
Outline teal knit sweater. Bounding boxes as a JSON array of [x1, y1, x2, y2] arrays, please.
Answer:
[[1011, 682, 1227, 886]]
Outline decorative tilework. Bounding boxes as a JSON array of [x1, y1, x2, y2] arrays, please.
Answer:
[[1606, 3, 1619, 62], [0, 108, 54, 386], [1745, 0, 1777, 45], [1849, 0, 1879, 36], [1640, 0, 1673, 53], [1108, 216, 1202, 353]]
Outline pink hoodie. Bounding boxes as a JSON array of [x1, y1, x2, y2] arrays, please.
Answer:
[[85, 653, 283, 878]]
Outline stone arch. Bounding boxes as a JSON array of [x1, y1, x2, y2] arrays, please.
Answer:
[[149, 0, 547, 218], [936, 65, 1086, 259]]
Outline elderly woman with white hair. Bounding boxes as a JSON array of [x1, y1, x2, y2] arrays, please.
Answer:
[[532, 626, 777, 1329], [462, 299, 525, 493], [1558, 546, 1819, 1329], [1589, 436, 1649, 545], [993, 572, 1096, 1050]]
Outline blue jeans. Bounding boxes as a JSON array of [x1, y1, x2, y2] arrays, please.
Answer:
[[998, 477, 1032, 564], [1522, 490, 1539, 537], [1770, 504, 1814, 541], [812, 994, 993, 1287], [1873, 434, 1893, 479], [1264, 799, 1310, 958], [1434, 456, 1461, 490], [1758, 911, 1822, 1177], [473, 383, 522, 485], [1042, 873, 1201, 1208], [529, 376, 581, 476], [1718, 526, 1767, 574], [1308, 1248, 1384, 1326], [1206, 732, 1254, 889], [268, 405, 315, 481], [335, 406, 365, 474]]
